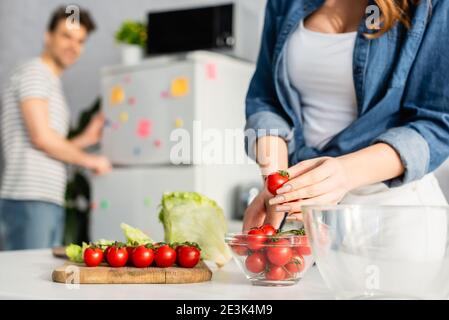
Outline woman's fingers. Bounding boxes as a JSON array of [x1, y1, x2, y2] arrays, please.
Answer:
[[269, 176, 338, 205], [269, 193, 339, 215], [263, 211, 290, 229], [242, 191, 268, 232], [285, 158, 320, 179], [277, 158, 333, 194]]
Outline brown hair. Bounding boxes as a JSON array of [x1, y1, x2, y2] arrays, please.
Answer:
[[47, 6, 96, 34], [370, 0, 420, 38]]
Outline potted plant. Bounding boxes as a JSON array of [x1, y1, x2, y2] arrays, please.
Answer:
[[115, 20, 147, 65]]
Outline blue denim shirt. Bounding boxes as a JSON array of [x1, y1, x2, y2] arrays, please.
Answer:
[[245, 0, 449, 187]]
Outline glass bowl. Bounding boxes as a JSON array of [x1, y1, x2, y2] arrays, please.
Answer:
[[302, 205, 449, 299], [225, 232, 315, 286]]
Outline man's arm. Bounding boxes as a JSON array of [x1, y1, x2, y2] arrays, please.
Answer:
[[21, 98, 111, 174]]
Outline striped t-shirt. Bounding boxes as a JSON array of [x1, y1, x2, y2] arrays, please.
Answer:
[[0, 58, 70, 206]]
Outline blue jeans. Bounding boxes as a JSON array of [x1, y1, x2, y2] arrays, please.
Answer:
[[0, 199, 64, 250]]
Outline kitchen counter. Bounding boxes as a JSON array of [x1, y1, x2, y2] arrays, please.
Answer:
[[0, 249, 334, 300]]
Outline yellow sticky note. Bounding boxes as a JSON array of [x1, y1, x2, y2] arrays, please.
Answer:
[[110, 85, 125, 105], [174, 118, 184, 128], [119, 112, 129, 123], [170, 77, 189, 97]]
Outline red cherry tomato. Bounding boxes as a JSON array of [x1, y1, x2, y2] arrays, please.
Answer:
[[176, 245, 201, 268], [247, 228, 267, 251], [285, 253, 305, 274], [266, 238, 293, 266], [106, 245, 129, 268], [154, 245, 177, 268], [265, 265, 287, 280], [229, 235, 248, 256], [266, 170, 290, 195], [84, 247, 103, 267], [261, 224, 277, 236], [126, 246, 136, 266], [245, 252, 267, 273], [297, 245, 312, 256], [132, 245, 154, 268]]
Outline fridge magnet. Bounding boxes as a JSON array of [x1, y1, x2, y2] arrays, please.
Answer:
[[119, 111, 129, 123], [110, 85, 125, 105], [128, 97, 136, 105], [174, 118, 184, 128], [133, 146, 141, 156], [137, 119, 152, 138], [111, 122, 120, 130], [205, 63, 217, 80], [100, 199, 109, 210], [170, 77, 189, 97], [144, 196, 152, 207], [154, 139, 162, 148], [160, 90, 170, 98], [90, 202, 98, 210]]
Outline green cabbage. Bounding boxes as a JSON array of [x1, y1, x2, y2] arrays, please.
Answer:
[[158, 191, 231, 267], [120, 223, 153, 245]]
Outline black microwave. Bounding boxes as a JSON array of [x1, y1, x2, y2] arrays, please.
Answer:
[[146, 4, 234, 55]]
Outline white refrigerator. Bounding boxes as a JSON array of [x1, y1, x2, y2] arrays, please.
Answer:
[[90, 51, 261, 242]]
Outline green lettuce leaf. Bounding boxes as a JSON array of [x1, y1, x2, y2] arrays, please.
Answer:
[[158, 191, 231, 267], [120, 223, 153, 245], [65, 242, 89, 263]]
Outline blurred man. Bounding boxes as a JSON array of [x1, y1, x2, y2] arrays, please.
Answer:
[[0, 6, 112, 250]]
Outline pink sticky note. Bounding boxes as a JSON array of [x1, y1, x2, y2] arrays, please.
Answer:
[[90, 202, 98, 210], [160, 90, 170, 98], [137, 119, 152, 138], [111, 122, 120, 130], [128, 97, 136, 105], [154, 139, 162, 148], [124, 75, 132, 84], [206, 63, 217, 80]]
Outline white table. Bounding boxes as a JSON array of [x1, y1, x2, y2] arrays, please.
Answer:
[[0, 249, 334, 300]]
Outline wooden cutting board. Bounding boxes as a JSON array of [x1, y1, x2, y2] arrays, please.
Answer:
[[52, 261, 212, 284]]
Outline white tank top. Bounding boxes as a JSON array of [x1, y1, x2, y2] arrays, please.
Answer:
[[287, 20, 358, 150]]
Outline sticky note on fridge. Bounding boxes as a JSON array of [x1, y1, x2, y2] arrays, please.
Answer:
[[137, 119, 152, 138], [133, 146, 141, 156], [119, 112, 129, 123], [170, 77, 189, 97], [205, 63, 217, 80], [174, 118, 184, 128], [160, 91, 170, 98], [154, 139, 162, 148], [110, 85, 125, 105], [128, 97, 136, 105]]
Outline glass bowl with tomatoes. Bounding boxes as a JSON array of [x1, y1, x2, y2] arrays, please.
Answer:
[[225, 226, 314, 286]]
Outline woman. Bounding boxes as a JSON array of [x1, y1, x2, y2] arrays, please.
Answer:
[[243, 0, 449, 234]]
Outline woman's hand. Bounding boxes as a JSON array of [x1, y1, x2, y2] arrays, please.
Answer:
[[267, 157, 352, 220]]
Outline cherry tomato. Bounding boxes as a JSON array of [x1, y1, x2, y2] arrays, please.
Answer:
[[247, 228, 267, 251], [296, 245, 312, 256], [106, 245, 129, 268], [126, 246, 136, 266], [84, 247, 103, 267], [132, 245, 154, 268], [261, 224, 277, 236], [265, 265, 287, 280], [103, 246, 111, 262], [176, 245, 201, 268], [266, 170, 290, 195], [285, 253, 305, 274], [245, 252, 267, 273], [266, 238, 293, 266], [154, 245, 177, 268]]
